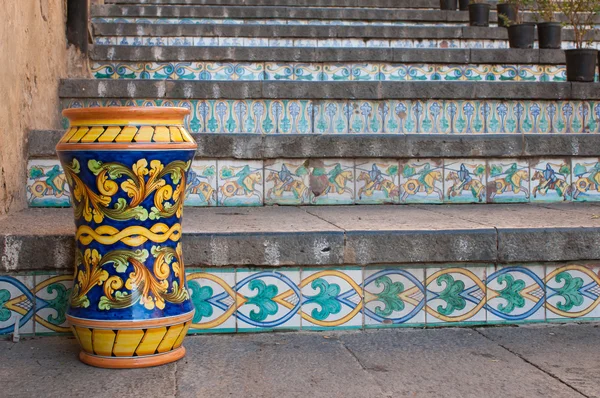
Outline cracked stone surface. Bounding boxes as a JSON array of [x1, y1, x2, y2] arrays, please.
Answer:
[[0, 323, 598, 398]]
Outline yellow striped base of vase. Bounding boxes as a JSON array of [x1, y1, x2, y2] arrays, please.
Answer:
[[68, 312, 193, 369]]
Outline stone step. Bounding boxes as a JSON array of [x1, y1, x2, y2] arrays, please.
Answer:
[[59, 80, 597, 100], [27, 130, 600, 160], [102, 0, 441, 9], [3, 204, 600, 273], [92, 5, 591, 25], [92, 23, 598, 49]]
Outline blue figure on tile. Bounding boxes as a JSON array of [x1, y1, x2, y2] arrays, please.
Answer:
[[278, 164, 295, 191], [457, 163, 472, 190], [542, 163, 559, 189], [368, 163, 384, 189]]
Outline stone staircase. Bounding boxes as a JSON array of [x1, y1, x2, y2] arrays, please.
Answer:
[[3, 0, 600, 337]]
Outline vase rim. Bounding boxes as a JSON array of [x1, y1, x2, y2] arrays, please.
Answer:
[[62, 106, 190, 123]]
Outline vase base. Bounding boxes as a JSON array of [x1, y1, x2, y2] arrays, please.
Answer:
[[79, 346, 186, 369]]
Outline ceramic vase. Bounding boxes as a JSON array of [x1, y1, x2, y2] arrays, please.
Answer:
[[57, 107, 196, 368]]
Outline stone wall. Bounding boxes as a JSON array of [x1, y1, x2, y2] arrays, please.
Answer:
[[0, 0, 88, 215]]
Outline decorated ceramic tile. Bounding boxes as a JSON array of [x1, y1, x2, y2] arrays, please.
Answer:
[[237, 100, 276, 134], [27, 159, 71, 207], [117, 36, 143, 46], [264, 160, 311, 205], [571, 158, 600, 202], [484, 101, 520, 134], [293, 63, 322, 81], [185, 160, 218, 207], [351, 64, 380, 81], [203, 62, 264, 80], [264, 63, 294, 80], [243, 37, 269, 47], [366, 39, 389, 48], [317, 39, 344, 48], [312, 101, 348, 134], [444, 159, 486, 203], [167, 36, 193, 46], [217, 160, 263, 206], [546, 264, 600, 321], [543, 65, 567, 82], [187, 269, 237, 333], [95, 37, 116, 45], [300, 268, 363, 330], [487, 160, 530, 203], [486, 266, 545, 323], [363, 267, 425, 327], [308, 159, 354, 205], [195, 100, 242, 133], [321, 64, 352, 81], [33, 274, 72, 334], [269, 38, 294, 47], [355, 160, 399, 204], [426, 266, 488, 325], [236, 269, 301, 331], [141, 62, 203, 80], [144, 37, 167, 46], [388, 100, 415, 134], [0, 274, 35, 336], [530, 159, 572, 202], [219, 37, 244, 47], [348, 101, 385, 134], [339, 38, 364, 47], [399, 159, 444, 204], [294, 39, 318, 47], [276, 100, 313, 134], [193, 37, 219, 46], [380, 64, 434, 81], [91, 62, 145, 79]]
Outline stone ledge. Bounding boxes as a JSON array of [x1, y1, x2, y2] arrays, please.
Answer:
[[92, 23, 596, 41], [90, 46, 566, 64], [59, 80, 593, 99], [2, 204, 600, 271], [29, 131, 600, 159], [103, 0, 441, 8]]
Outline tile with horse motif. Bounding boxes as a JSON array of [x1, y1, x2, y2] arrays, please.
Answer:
[[187, 269, 237, 333], [529, 159, 572, 203], [236, 269, 301, 331], [399, 159, 444, 204], [217, 160, 264, 206], [27, 159, 71, 208], [425, 266, 488, 326], [444, 159, 487, 203], [312, 101, 348, 134], [571, 158, 600, 202], [185, 160, 218, 207], [546, 263, 600, 321], [203, 62, 264, 80], [34, 273, 72, 334], [294, 63, 322, 81], [264, 160, 311, 205], [363, 267, 426, 327], [300, 268, 363, 330], [486, 160, 530, 203], [380, 64, 435, 81], [348, 101, 385, 134], [0, 274, 35, 336], [355, 160, 399, 204], [486, 265, 545, 323], [308, 159, 354, 205], [264, 63, 294, 80]]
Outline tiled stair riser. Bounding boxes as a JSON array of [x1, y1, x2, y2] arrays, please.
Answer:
[[94, 36, 595, 50], [92, 62, 580, 82], [60, 99, 600, 135], [27, 157, 600, 207], [3, 263, 600, 336]]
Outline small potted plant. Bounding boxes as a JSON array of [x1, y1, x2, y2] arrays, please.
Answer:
[[500, 0, 535, 48], [459, 0, 470, 11], [557, 0, 600, 82], [440, 0, 458, 10], [496, 2, 517, 27], [469, 0, 491, 26], [535, 0, 562, 49]]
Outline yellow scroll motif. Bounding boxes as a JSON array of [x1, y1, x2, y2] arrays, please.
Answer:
[[76, 223, 182, 246]]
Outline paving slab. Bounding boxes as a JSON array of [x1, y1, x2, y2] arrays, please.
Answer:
[[339, 327, 584, 398], [478, 324, 600, 398]]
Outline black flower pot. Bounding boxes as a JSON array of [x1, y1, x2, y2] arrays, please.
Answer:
[[440, 0, 458, 10], [468, 3, 491, 27], [496, 3, 516, 28], [537, 22, 562, 49], [507, 23, 535, 49], [565, 49, 598, 82], [459, 0, 469, 11]]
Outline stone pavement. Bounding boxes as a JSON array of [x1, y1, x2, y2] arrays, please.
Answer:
[[1, 323, 599, 398]]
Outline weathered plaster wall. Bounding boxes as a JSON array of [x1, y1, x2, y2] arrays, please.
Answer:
[[0, 0, 88, 215]]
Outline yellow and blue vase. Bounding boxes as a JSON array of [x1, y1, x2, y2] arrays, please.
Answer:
[[57, 107, 196, 368]]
